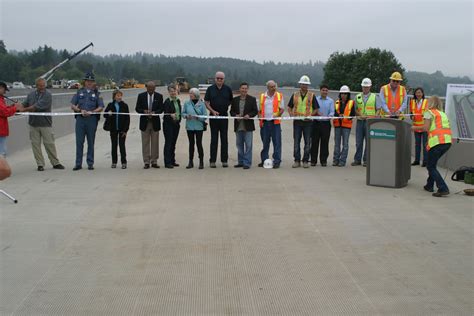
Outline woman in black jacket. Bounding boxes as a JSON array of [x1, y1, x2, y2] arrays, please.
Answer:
[[162, 84, 182, 168], [104, 90, 130, 169]]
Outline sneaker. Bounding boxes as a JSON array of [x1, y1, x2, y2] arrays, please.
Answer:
[[351, 161, 361, 166], [234, 164, 244, 168], [210, 162, 216, 168], [121, 164, 127, 169], [53, 164, 65, 170], [73, 166, 82, 171], [111, 163, 117, 169], [292, 161, 301, 168], [222, 162, 228, 168], [37, 166, 44, 171], [411, 161, 420, 166], [432, 190, 449, 197], [303, 162, 309, 168], [423, 185, 434, 192]]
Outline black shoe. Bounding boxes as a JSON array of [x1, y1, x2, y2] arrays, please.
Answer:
[[172, 163, 179, 167], [362, 162, 367, 167], [411, 161, 420, 166], [422, 162, 427, 167], [234, 164, 244, 168], [53, 164, 65, 170], [423, 185, 434, 192], [273, 164, 280, 169], [88, 166, 94, 170], [144, 164, 150, 169], [258, 162, 264, 167], [321, 162, 327, 167], [73, 166, 82, 171], [433, 190, 449, 197], [332, 162, 338, 166], [199, 160, 204, 169], [222, 162, 228, 168], [165, 164, 174, 169], [310, 162, 317, 167], [186, 161, 194, 169], [351, 161, 361, 166], [243, 166, 250, 170], [210, 162, 216, 168], [151, 164, 160, 169], [121, 164, 127, 169], [37, 166, 44, 171]]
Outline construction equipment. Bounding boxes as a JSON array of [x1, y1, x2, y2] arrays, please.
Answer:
[[175, 77, 190, 93], [120, 79, 145, 89]]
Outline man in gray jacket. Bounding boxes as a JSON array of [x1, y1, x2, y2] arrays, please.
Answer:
[[22, 78, 64, 171]]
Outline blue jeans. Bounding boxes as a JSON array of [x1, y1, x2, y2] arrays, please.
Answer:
[[354, 120, 367, 163], [236, 131, 253, 167], [414, 132, 428, 163], [293, 123, 312, 162], [75, 116, 98, 167], [426, 143, 451, 192], [0, 137, 7, 157], [260, 121, 282, 165], [333, 127, 351, 165]]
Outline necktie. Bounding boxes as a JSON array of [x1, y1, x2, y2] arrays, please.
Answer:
[[148, 94, 152, 111]]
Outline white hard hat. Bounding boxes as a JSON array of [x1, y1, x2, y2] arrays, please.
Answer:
[[298, 75, 311, 85], [339, 85, 351, 93], [263, 158, 273, 169], [361, 78, 372, 87]]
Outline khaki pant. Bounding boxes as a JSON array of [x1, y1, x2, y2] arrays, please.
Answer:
[[141, 121, 159, 164], [29, 126, 60, 167]]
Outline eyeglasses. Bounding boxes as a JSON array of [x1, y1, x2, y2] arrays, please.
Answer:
[[215, 77, 224, 80]]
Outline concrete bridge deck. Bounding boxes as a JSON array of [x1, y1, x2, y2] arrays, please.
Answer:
[[0, 108, 472, 315]]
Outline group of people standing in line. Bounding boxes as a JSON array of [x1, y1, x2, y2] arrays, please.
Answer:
[[0, 70, 453, 197]]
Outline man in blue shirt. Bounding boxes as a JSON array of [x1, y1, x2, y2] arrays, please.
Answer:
[[70, 72, 104, 170], [311, 84, 334, 166]]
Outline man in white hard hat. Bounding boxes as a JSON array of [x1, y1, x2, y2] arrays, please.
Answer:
[[352, 78, 378, 167], [287, 75, 319, 168], [379, 71, 407, 119]]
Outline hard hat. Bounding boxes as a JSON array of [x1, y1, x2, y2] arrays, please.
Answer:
[[298, 75, 311, 85], [389, 72, 403, 81], [361, 78, 372, 87], [263, 158, 273, 169], [339, 85, 350, 93]]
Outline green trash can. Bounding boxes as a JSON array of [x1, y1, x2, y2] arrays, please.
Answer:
[[367, 118, 412, 188]]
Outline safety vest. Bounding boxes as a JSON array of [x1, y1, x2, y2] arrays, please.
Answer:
[[383, 84, 406, 113], [410, 98, 428, 131], [259, 92, 282, 127], [355, 93, 376, 117], [292, 91, 313, 117], [427, 109, 452, 151], [333, 99, 354, 129]]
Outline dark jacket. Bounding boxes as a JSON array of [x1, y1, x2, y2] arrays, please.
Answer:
[[163, 97, 182, 125], [230, 95, 258, 132], [135, 91, 163, 131], [103, 101, 130, 132]]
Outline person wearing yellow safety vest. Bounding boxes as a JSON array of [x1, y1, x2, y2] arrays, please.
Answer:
[[410, 87, 429, 167], [411, 96, 452, 197], [287, 75, 319, 168], [332, 85, 355, 167], [257, 80, 285, 169], [352, 78, 378, 167], [379, 72, 408, 119]]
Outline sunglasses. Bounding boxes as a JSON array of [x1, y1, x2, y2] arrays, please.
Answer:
[[215, 77, 224, 80]]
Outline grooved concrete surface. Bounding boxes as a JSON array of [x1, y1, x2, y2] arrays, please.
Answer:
[[0, 98, 473, 315]]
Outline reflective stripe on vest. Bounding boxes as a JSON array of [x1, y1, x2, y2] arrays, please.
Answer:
[[410, 98, 428, 129], [293, 91, 313, 116], [333, 99, 354, 128], [355, 93, 376, 116], [427, 109, 452, 151], [383, 84, 406, 113], [259, 92, 282, 127]]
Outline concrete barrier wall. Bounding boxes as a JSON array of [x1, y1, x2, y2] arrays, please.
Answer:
[[6, 86, 473, 170]]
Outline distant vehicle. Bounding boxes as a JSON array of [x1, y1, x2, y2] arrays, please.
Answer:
[[175, 77, 190, 93], [120, 79, 145, 89], [12, 82, 26, 89], [51, 79, 68, 89], [198, 84, 212, 93], [68, 82, 81, 89], [206, 77, 215, 85]]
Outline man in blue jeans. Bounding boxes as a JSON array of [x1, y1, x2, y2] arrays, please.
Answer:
[[230, 83, 258, 169], [70, 73, 104, 170], [287, 75, 319, 168]]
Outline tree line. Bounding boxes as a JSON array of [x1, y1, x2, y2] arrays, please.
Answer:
[[0, 41, 471, 95]]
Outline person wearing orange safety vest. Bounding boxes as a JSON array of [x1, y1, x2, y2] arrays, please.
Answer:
[[332, 85, 355, 167], [352, 78, 378, 167], [258, 80, 285, 169], [412, 96, 452, 197], [410, 87, 429, 167], [287, 75, 319, 168], [379, 72, 407, 119]]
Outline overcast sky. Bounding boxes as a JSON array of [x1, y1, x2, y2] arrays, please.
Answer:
[[1, 0, 472, 77]]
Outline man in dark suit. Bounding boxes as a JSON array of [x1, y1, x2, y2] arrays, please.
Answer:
[[135, 81, 163, 169], [230, 82, 258, 169]]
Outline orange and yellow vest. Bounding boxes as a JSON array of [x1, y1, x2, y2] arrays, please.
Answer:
[[292, 91, 314, 117], [333, 99, 354, 129], [259, 92, 282, 127], [379, 84, 406, 119], [427, 109, 452, 151], [410, 98, 428, 131]]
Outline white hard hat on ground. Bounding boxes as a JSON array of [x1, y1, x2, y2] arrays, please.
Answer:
[[361, 78, 372, 87], [263, 159, 273, 169], [298, 75, 311, 85], [339, 85, 351, 93]]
